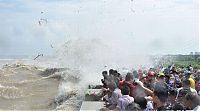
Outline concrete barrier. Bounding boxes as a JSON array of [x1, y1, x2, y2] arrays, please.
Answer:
[[85, 89, 102, 101], [80, 101, 105, 111]]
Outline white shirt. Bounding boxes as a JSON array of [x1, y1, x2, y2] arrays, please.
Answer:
[[176, 87, 197, 100], [106, 88, 122, 105], [145, 101, 154, 111], [117, 95, 134, 111]]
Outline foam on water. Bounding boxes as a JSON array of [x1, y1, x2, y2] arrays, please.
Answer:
[[0, 63, 60, 110], [0, 38, 153, 110], [51, 38, 153, 110], [0, 60, 87, 110]]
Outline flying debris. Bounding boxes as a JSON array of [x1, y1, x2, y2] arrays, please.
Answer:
[[38, 11, 48, 26], [40, 18, 48, 23], [38, 21, 41, 25], [51, 44, 54, 48], [130, 8, 135, 13], [38, 18, 48, 26], [34, 54, 44, 60]]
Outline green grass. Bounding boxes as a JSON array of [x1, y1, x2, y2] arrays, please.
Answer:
[[175, 60, 200, 69], [174, 55, 200, 68], [155, 55, 200, 69]]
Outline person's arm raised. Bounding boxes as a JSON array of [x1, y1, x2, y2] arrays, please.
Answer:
[[136, 81, 154, 96]]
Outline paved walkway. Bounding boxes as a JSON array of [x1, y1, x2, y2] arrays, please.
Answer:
[[80, 101, 105, 111]]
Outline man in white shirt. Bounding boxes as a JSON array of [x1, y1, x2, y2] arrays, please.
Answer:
[[104, 81, 122, 110], [116, 86, 134, 111], [176, 79, 197, 101]]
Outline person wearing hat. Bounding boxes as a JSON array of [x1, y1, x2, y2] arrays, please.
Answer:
[[145, 71, 156, 90], [157, 72, 165, 83]]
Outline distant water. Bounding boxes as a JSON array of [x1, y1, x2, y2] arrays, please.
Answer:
[[0, 56, 84, 110]]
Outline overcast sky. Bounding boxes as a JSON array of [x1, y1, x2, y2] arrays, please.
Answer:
[[0, 0, 198, 55]]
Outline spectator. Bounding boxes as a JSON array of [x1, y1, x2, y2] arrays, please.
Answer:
[[134, 97, 147, 110], [104, 81, 122, 110], [119, 73, 136, 97], [125, 102, 141, 111], [101, 71, 108, 88], [185, 71, 196, 89], [116, 86, 134, 111], [172, 102, 185, 111], [183, 92, 200, 111], [176, 79, 197, 100], [157, 72, 165, 83], [153, 83, 169, 110]]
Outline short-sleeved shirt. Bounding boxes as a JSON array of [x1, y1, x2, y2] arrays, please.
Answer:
[[106, 88, 122, 105], [145, 101, 154, 111], [176, 87, 197, 100], [117, 95, 134, 111], [188, 77, 195, 89], [119, 81, 136, 97]]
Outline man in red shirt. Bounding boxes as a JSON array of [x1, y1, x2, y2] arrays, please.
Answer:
[[119, 73, 136, 97]]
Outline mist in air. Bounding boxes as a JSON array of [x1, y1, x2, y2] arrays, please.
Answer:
[[0, 0, 198, 80], [0, 0, 198, 56], [0, 0, 198, 110]]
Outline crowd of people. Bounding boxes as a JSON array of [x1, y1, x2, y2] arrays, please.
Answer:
[[97, 64, 200, 111]]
